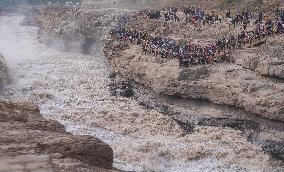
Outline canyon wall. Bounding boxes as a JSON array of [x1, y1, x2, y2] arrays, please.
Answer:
[[104, 35, 284, 122]]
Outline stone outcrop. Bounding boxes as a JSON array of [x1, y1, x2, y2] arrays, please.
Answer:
[[104, 37, 284, 122], [0, 101, 116, 172], [35, 7, 130, 54], [234, 35, 284, 80], [0, 154, 55, 172], [0, 53, 9, 89], [256, 61, 284, 79], [99, 0, 284, 123]]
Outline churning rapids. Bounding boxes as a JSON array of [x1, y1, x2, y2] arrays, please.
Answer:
[[0, 15, 276, 172]]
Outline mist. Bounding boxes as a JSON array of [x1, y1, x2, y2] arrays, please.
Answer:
[[0, 16, 44, 64]]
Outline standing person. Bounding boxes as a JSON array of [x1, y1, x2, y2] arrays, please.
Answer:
[[142, 43, 147, 55], [228, 17, 233, 30], [276, 8, 280, 17], [266, 19, 273, 35], [272, 22, 278, 35], [242, 10, 245, 17], [277, 21, 284, 34], [259, 12, 263, 22], [243, 19, 248, 30], [226, 9, 231, 18], [281, 12, 284, 23]]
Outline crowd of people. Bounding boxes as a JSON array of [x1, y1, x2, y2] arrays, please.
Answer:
[[138, 6, 221, 26], [138, 7, 180, 22], [109, 7, 284, 68], [183, 6, 223, 26], [136, 6, 284, 32], [136, 6, 254, 28]]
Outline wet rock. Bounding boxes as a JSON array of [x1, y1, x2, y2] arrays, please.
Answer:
[[262, 140, 284, 160], [174, 119, 195, 133], [178, 66, 209, 81], [109, 73, 134, 97], [0, 154, 55, 172], [197, 117, 260, 132]]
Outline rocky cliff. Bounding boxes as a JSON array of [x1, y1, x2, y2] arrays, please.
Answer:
[[0, 101, 117, 172], [105, 35, 284, 122], [101, 6, 284, 122], [34, 6, 130, 54]]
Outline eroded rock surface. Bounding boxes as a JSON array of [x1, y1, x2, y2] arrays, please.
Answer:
[[234, 35, 284, 80], [105, 37, 284, 122], [0, 101, 116, 172]]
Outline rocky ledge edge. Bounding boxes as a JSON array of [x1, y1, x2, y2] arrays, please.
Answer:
[[104, 34, 284, 122], [0, 101, 119, 172]]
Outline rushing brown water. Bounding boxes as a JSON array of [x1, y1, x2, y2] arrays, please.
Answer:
[[0, 15, 279, 171]]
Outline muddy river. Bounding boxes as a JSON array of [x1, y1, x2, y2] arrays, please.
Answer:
[[0, 15, 280, 172]]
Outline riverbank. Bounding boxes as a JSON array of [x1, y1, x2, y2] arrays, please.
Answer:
[[102, 2, 284, 170], [1, 4, 283, 172], [1, 47, 116, 171], [33, 5, 284, 171]]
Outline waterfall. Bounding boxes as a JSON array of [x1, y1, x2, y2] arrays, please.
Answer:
[[0, 53, 9, 89]]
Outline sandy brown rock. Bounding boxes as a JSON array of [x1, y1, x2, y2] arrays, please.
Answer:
[[96, 0, 284, 123], [0, 101, 116, 172], [105, 40, 284, 122], [234, 35, 284, 79], [256, 62, 284, 79]]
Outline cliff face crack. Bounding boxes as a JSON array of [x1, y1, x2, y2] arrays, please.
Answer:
[[174, 119, 195, 133], [131, 85, 284, 161], [261, 141, 284, 160], [197, 117, 260, 133]]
